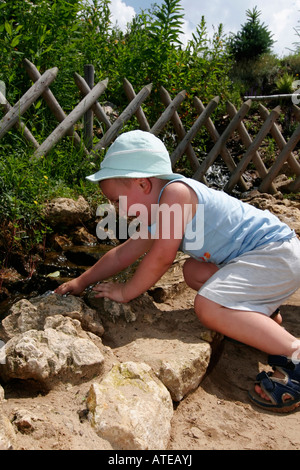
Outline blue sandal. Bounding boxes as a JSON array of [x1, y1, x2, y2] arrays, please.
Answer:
[[248, 355, 300, 413]]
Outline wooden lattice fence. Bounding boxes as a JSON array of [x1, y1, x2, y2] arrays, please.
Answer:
[[1, 59, 300, 194]]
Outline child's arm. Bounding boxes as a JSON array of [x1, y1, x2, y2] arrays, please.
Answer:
[[93, 232, 182, 302], [93, 182, 196, 302], [54, 235, 153, 296]]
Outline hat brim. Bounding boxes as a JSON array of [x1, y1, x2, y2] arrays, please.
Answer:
[[86, 168, 185, 183]]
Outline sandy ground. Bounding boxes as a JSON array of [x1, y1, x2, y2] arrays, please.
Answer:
[[2, 281, 300, 451]]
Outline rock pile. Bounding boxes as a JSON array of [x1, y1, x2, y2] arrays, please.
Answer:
[[0, 264, 221, 450]]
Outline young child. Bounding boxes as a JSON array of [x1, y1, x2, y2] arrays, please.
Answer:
[[55, 130, 300, 412]]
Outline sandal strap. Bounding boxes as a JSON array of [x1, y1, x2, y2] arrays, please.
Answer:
[[268, 355, 297, 370], [257, 371, 300, 406]]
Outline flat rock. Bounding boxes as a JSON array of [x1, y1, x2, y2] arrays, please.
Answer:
[[114, 337, 211, 401]]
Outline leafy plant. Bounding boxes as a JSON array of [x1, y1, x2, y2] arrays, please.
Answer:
[[0, 0, 246, 264], [275, 72, 297, 94]]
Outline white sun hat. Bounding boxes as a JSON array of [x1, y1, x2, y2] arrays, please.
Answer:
[[86, 130, 184, 182]]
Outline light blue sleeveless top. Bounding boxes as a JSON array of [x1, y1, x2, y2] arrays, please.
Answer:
[[150, 177, 294, 265]]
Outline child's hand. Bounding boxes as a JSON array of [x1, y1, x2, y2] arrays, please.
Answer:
[[93, 282, 128, 303], [54, 278, 85, 296]]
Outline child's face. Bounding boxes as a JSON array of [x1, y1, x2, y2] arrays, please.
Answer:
[[99, 178, 153, 223]]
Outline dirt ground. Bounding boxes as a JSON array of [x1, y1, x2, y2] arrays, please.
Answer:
[[168, 295, 300, 451], [2, 280, 300, 451]]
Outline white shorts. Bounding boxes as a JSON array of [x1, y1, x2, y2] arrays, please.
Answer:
[[198, 236, 300, 316]]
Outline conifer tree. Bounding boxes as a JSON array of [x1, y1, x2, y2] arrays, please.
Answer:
[[229, 7, 274, 61]]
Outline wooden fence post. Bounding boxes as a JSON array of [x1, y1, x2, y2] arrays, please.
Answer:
[[32, 78, 108, 159], [74, 72, 111, 131], [0, 67, 58, 139]]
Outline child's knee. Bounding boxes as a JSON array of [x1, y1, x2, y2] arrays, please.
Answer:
[[183, 258, 219, 291], [194, 294, 209, 324], [183, 258, 196, 287]]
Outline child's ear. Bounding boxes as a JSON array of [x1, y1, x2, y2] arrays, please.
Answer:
[[137, 178, 152, 194]]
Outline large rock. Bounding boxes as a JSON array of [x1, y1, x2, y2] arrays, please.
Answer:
[[114, 337, 211, 401], [87, 362, 173, 450], [0, 315, 105, 388], [44, 196, 92, 227], [0, 294, 104, 342]]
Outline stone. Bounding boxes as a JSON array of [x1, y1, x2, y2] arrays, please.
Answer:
[[0, 392, 16, 450], [70, 227, 97, 245], [44, 196, 92, 227], [87, 295, 137, 323], [0, 294, 104, 342], [87, 362, 173, 450], [12, 409, 37, 434], [0, 315, 105, 388], [0, 385, 4, 403], [0, 411, 16, 450]]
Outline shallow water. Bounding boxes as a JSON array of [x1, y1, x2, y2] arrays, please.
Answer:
[[0, 242, 139, 319]]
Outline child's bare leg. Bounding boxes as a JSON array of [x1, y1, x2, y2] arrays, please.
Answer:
[[194, 295, 297, 356], [183, 257, 298, 403], [194, 296, 299, 402], [183, 258, 282, 324]]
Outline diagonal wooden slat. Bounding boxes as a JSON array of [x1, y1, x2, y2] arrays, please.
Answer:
[[24, 59, 88, 155], [150, 90, 186, 136], [193, 99, 252, 182], [195, 98, 248, 192], [123, 78, 150, 132], [226, 101, 277, 194], [171, 96, 220, 167], [74, 72, 112, 131], [259, 120, 300, 192], [160, 87, 201, 173], [225, 106, 281, 193], [93, 84, 153, 152], [0, 67, 58, 139], [33, 78, 108, 159], [259, 104, 300, 176], [0, 91, 39, 149]]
